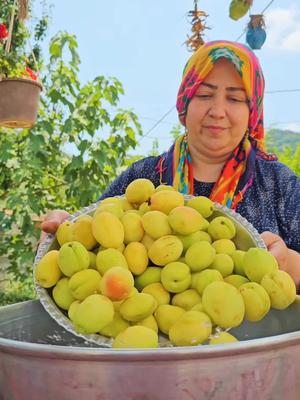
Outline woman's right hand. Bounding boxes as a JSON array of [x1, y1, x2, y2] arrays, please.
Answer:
[[40, 210, 70, 241]]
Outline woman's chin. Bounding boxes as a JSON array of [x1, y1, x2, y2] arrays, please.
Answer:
[[197, 143, 233, 159]]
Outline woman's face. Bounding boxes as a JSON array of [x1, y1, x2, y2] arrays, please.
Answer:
[[186, 58, 250, 160]]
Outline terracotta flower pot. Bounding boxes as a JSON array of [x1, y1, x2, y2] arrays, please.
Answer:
[[0, 77, 43, 128]]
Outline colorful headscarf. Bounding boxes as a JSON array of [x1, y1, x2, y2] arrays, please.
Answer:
[[157, 40, 277, 209]]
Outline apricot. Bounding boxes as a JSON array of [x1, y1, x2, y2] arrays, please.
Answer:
[[35, 250, 62, 288], [100, 266, 134, 301], [92, 211, 124, 249], [123, 242, 148, 275]]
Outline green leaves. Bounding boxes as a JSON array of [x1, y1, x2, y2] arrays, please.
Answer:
[[0, 31, 142, 283], [49, 32, 80, 70], [278, 145, 300, 177]]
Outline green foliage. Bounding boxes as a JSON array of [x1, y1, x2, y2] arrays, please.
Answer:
[[148, 138, 160, 157], [276, 144, 300, 177], [265, 128, 300, 177], [0, 0, 48, 78], [0, 278, 36, 307], [170, 124, 184, 141], [0, 32, 142, 284], [265, 128, 300, 153]]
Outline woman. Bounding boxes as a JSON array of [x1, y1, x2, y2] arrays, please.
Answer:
[[42, 40, 300, 286]]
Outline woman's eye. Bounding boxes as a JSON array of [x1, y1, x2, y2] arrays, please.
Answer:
[[228, 97, 246, 103], [195, 94, 212, 99]]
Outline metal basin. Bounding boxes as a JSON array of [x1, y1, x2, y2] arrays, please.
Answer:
[[1, 299, 300, 400]]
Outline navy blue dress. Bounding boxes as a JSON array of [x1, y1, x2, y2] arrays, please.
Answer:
[[100, 155, 300, 252]]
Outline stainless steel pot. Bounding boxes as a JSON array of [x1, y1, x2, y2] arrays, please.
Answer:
[[1, 299, 300, 400]]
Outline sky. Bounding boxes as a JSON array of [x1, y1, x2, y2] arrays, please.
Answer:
[[33, 0, 300, 155]]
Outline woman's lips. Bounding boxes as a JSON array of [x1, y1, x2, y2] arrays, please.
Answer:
[[204, 125, 226, 134]]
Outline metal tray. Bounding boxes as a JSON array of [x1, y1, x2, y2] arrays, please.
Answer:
[[34, 198, 266, 347]]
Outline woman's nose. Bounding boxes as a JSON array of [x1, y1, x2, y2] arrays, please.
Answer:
[[208, 100, 226, 119]]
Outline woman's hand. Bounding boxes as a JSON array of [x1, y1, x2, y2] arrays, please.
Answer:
[[260, 231, 289, 269], [261, 231, 300, 288], [40, 210, 70, 241]]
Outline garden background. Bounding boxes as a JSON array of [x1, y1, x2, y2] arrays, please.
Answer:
[[1, 0, 300, 305]]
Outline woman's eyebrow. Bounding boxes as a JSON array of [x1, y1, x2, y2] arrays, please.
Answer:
[[200, 82, 217, 90], [227, 87, 246, 93], [200, 82, 246, 93]]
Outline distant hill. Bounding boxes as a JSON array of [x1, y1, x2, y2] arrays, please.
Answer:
[[265, 128, 300, 152]]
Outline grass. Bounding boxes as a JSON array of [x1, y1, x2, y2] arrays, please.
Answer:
[[0, 277, 36, 307]]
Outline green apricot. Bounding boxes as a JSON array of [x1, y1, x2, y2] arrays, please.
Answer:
[[135, 315, 158, 333], [88, 251, 97, 270], [142, 282, 170, 307], [209, 331, 238, 344], [138, 202, 152, 215], [119, 293, 157, 322], [134, 266, 162, 291], [207, 217, 236, 240], [148, 235, 183, 266], [212, 239, 236, 255], [125, 178, 155, 205], [231, 250, 246, 276], [155, 184, 175, 192], [177, 231, 212, 253], [224, 274, 249, 288], [141, 211, 172, 239], [112, 326, 158, 348], [239, 282, 271, 321], [52, 277, 76, 310], [171, 289, 202, 310], [202, 281, 245, 328], [209, 254, 234, 277], [121, 212, 144, 244], [154, 304, 185, 335], [243, 248, 278, 283], [161, 262, 191, 293], [68, 300, 80, 321], [73, 294, 114, 334], [186, 196, 214, 218], [261, 270, 296, 310], [169, 311, 212, 346], [185, 241, 216, 272], [99, 312, 130, 338], [58, 241, 90, 277], [195, 269, 223, 295], [95, 203, 124, 218], [150, 190, 184, 215], [96, 248, 128, 275], [68, 269, 102, 300], [168, 206, 208, 235]]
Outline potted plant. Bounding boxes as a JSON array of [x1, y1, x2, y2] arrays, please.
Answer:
[[0, 1, 42, 129], [229, 0, 253, 21], [246, 14, 267, 50]]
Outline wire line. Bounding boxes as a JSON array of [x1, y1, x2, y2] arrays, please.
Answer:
[[266, 89, 300, 94], [140, 105, 175, 140]]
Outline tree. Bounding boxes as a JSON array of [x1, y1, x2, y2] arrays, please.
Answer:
[[0, 31, 142, 282], [276, 144, 300, 178]]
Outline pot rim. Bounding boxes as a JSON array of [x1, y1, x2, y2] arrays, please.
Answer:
[[0, 77, 43, 90], [1, 328, 300, 361]]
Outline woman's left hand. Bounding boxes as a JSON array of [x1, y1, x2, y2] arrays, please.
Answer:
[[260, 231, 300, 289], [260, 231, 289, 269]]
